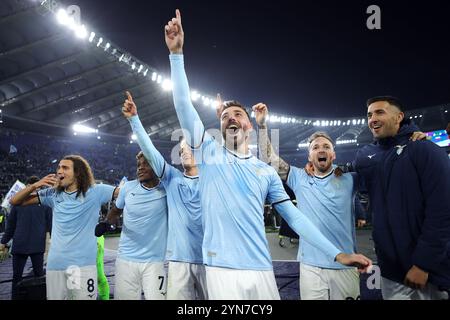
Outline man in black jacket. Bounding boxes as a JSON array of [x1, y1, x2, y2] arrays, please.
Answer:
[[355, 96, 450, 300], [0, 176, 52, 300]]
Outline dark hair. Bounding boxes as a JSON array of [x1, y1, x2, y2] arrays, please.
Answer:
[[178, 137, 186, 157], [446, 122, 450, 136], [57, 155, 95, 198], [221, 100, 251, 121], [366, 96, 404, 112], [136, 151, 152, 167], [26, 176, 40, 185], [136, 151, 145, 161]]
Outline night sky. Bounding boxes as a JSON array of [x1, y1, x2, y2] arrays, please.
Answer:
[[68, 0, 450, 118]]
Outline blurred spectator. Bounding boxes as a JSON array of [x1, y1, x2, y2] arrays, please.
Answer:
[[0, 176, 52, 300]]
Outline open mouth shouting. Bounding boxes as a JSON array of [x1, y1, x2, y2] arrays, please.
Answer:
[[318, 156, 327, 164], [226, 123, 240, 135]]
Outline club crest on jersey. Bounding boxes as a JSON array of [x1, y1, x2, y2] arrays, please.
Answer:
[[395, 144, 406, 155]]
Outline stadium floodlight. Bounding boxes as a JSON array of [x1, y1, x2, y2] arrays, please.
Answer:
[[419, 115, 423, 118], [56, 8, 72, 26], [151, 72, 157, 81], [131, 62, 136, 70], [338, 120, 341, 126], [298, 142, 309, 148], [72, 124, 98, 134], [143, 68, 148, 77], [88, 31, 95, 42], [347, 120, 351, 125], [75, 24, 87, 39], [97, 136, 101, 140], [104, 42, 111, 51], [203, 98, 211, 107], [362, 119, 365, 124], [119, 54, 124, 62], [357, 119, 361, 125], [445, 110, 448, 113], [137, 64, 143, 73], [211, 100, 219, 109], [191, 91, 200, 101], [130, 140, 133, 144], [96, 37, 103, 47], [336, 139, 357, 145], [73, 132, 77, 136], [162, 79, 173, 91], [157, 75, 162, 84], [131, 134, 137, 140], [414, 115, 418, 119]]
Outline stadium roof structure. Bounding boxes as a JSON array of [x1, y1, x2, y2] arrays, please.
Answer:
[[1, 0, 449, 152]]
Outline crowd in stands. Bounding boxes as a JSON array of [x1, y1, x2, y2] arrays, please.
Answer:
[[0, 128, 156, 197]]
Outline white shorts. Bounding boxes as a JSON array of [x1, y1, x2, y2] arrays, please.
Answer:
[[300, 263, 360, 300], [205, 266, 280, 300], [167, 261, 208, 300], [114, 257, 167, 300], [46, 265, 97, 300], [381, 277, 449, 300]]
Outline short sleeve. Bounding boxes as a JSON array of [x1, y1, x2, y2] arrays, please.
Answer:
[[267, 168, 291, 205], [115, 184, 127, 210], [286, 166, 302, 191], [94, 184, 116, 205], [37, 188, 56, 209]]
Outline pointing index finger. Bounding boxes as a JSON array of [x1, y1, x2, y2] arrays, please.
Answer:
[[176, 9, 181, 24], [126, 91, 133, 102]]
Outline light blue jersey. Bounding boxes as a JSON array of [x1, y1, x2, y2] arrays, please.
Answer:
[[170, 54, 342, 271], [162, 167, 202, 264], [115, 180, 168, 262], [287, 167, 357, 269], [196, 134, 295, 270], [38, 184, 115, 270], [128, 115, 203, 264]]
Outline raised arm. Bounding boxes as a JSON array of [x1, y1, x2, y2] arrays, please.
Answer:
[[253, 103, 291, 181], [165, 9, 204, 148], [10, 174, 58, 206], [123, 91, 166, 177], [274, 200, 372, 271]]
